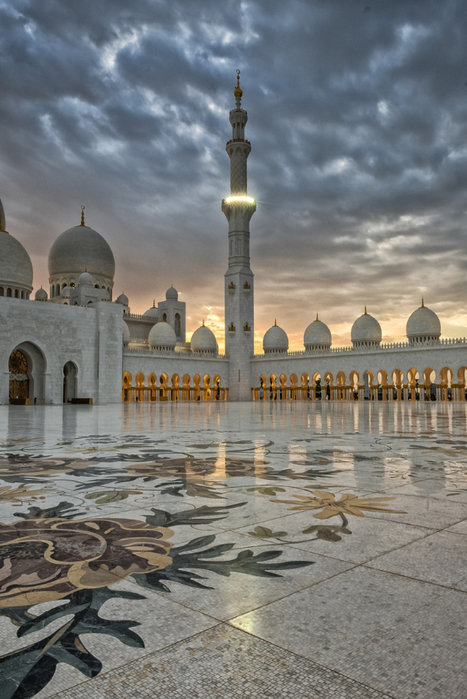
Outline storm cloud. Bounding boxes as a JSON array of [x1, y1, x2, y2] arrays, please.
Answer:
[[1, 0, 467, 350]]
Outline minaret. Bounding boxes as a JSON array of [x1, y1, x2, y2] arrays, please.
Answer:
[[222, 71, 256, 401]]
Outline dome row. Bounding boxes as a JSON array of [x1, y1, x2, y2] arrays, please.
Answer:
[[264, 304, 441, 352], [122, 319, 218, 353]]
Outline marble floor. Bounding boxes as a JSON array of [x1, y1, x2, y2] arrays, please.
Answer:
[[1, 401, 467, 698]]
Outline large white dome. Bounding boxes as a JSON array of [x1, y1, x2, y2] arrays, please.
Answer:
[[48, 222, 115, 292], [304, 315, 332, 350], [0, 230, 33, 297], [406, 302, 441, 342], [263, 322, 289, 353], [351, 309, 382, 347], [166, 286, 178, 300], [191, 324, 217, 354], [148, 321, 177, 350]]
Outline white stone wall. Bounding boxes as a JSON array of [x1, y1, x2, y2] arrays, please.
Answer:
[[251, 344, 467, 387], [0, 297, 122, 404], [123, 350, 229, 386]]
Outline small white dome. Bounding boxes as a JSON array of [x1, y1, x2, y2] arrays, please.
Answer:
[[263, 322, 289, 353], [304, 315, 332, 349], [116, 293, 129, 305], [148, 321, 177, 349], [166, 286, 178, 300], [79, 271, 93, 286], [191, 324, 217, 353], [143, 303, 159, 318], [62, 286, 71, 297], [35, 287, 48, 301], [351, 309, 382, 347], [122, 320, 130, 346], [406, 302, 441, 341]]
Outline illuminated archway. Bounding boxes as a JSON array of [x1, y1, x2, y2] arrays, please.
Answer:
[[9, 343, 46, 405], [148, 373, 157, 402], [135, 372, 145, 402], [122, 372, 132, 402]]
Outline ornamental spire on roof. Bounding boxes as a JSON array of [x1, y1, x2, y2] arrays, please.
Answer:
[[234, 69, 243, 108], [0, 198, 5, 232], [80, 205, 85, 226]]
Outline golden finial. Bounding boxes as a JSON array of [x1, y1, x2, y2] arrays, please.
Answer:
[[421, 298, 425, 308], [152, 299, 156, 308], [316, 313, 319, 321], [364, 306, 368, 315], [274, 318, 277, 326], [234, 69, 243, 100], [80, 205, 85, 226], [202, 319, 205, 326]]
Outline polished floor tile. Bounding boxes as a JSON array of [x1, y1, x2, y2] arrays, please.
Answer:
[[1, 401, 467, 699]]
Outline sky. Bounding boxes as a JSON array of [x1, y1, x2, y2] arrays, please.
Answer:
[[1, 0, 467, 352]]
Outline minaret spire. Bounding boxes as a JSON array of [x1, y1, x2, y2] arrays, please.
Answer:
[[234, 69, 243, 109], [0, 198, 6, 233], [222, 72, 256, 400]]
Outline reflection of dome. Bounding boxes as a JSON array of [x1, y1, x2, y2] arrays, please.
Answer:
[[191, 323, 217, 354], [35, 287, 48, 301], [48, 219, 115, 292], [78, 272, 93, 287], [0, 229, 33, 297], [351, 308, 382, 347], [263, 322, 289, 353], [304, 315, 332, 350], [123, 320, 130, 346], [116, 293, 129, 306], [166, 286, 178, 300], [406, 301, 441, 343], [148, 321, 177, 350]]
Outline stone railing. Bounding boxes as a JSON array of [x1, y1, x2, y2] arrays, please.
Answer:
[[125, 313, 156, 320], [125, 346, 226, 359], [252, 337, 467, 360]]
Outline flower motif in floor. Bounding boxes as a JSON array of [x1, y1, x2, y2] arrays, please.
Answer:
[[0, 518, 173, 608], [276, 490, 406, 519]]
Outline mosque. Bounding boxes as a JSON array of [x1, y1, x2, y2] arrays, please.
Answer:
[[1, 74, 467, 406]]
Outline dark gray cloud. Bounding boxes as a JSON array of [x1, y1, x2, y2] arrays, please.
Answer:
[[1, 0, 467, 349]]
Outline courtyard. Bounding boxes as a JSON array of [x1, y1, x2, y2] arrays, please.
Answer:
[[1, 401, 467, 698]]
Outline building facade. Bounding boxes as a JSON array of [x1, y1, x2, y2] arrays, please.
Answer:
[[1, 77, 467, 405]]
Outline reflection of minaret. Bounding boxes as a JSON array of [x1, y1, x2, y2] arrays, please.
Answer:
[[222, 71, 256, 401]]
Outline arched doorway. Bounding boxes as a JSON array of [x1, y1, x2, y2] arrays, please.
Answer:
[[9, 350, 29, 405], [9, 343, 46, 404], [63, 361, 78, 403]]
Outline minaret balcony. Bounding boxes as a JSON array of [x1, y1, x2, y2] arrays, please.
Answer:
[[226, 138, 251, 146], [228, 283, 236, 296], [228, 323, 236, 334], [243, 282, 251, 294], [243, 323, 251, 332]]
